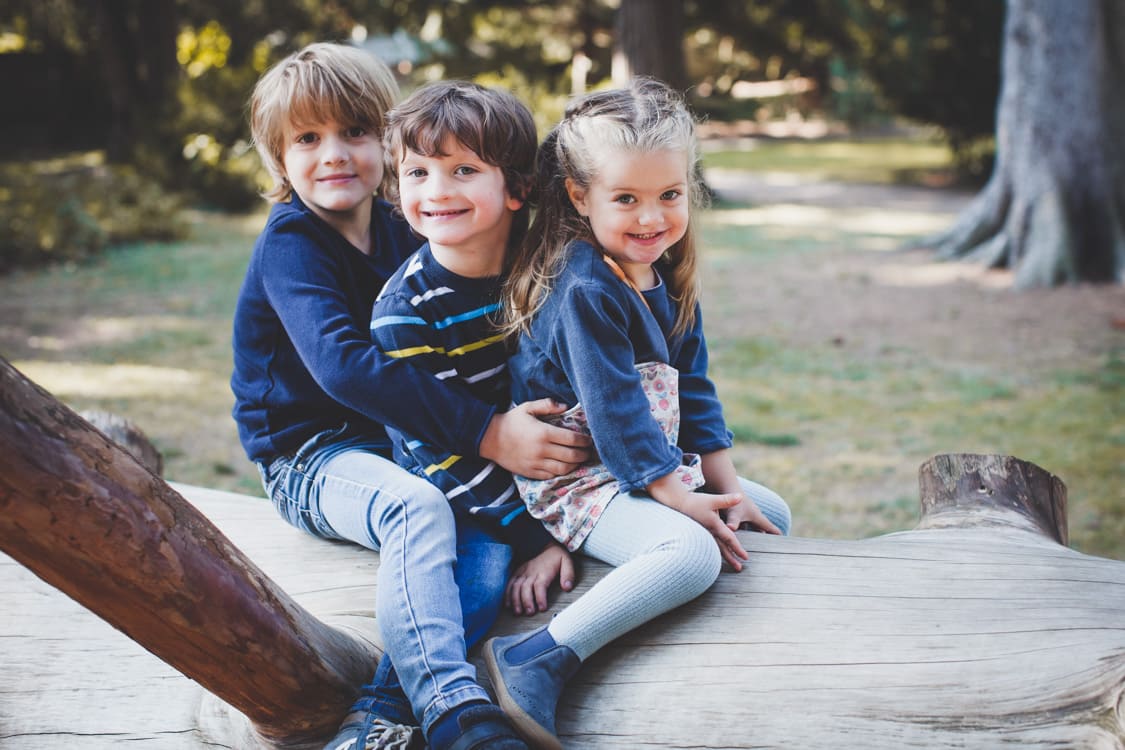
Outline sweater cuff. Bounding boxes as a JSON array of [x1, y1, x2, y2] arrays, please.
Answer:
[[463, 402, 499, 457]]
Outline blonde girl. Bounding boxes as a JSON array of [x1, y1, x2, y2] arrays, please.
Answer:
[[485, 78, 792, 750]]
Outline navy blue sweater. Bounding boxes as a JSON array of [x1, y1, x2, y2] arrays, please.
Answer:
[[231, 195, 496, 465], [370, 244, 551, 560], [509, 241, 732, 494]]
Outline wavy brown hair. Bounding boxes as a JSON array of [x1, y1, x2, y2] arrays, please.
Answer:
[[382, 80, 538, 257], [502, 77, 706, 340]]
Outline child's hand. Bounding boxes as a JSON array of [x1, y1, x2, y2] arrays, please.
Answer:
[[678, 492, 751, 571], [480, 399, 592, 479], [724, 496, 782, 535], [505, 542, 575, 615]]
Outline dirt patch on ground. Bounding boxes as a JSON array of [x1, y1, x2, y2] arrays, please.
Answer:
[[705, 170, 1125, 374], [699, 170, 1124, 552]]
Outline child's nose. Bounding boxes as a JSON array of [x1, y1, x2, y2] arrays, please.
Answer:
[[638, 204, 662, 225], [427, 173, 451, 199], [320, 135, 348, 164]]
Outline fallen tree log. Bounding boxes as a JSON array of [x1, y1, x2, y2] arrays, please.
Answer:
[[0, 357, 380, 747], [1, 356, 1123, 748]]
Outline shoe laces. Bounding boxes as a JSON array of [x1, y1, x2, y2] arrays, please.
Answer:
[[328, 715, 423, 750], [362, 716, 418, 750]]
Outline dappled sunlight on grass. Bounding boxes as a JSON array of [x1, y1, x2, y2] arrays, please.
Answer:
[[22, 315, 214, 354], [702, 138, 953, 184], [869, 259, 1013, 289], [706, 204, 955, 240], [14, 360, 213, 398], [183, 207, 269, 236], [710, 331, 1124, 556]]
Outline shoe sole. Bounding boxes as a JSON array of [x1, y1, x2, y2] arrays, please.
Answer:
[[483, 638, 564, 750]]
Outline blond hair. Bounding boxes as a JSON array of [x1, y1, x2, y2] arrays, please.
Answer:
[[249, 42, 399, 202], [503, 77, 705, 340]]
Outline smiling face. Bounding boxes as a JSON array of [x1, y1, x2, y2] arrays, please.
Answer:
[[565, 148, 690, 290], [396, 135, 523, 276], [281, 118, 384, 236]]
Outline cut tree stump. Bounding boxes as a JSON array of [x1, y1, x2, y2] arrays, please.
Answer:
[[1, 356, 1123, 749]]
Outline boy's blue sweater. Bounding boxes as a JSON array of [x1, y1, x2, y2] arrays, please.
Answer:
[[231, 195, 496, 465], [370, 244, 551, 561]]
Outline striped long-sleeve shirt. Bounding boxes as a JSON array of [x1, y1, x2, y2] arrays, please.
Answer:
[[370, 243, 550, 561]]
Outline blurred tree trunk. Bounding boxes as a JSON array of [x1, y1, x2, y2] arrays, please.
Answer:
[[612, 0, 688, 92], [929, 0, 1124, 287], [89, 0, 179, 163]]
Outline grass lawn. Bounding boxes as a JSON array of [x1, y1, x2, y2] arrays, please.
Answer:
[[702, 136, 956, 185], [3, 136, 1122, 560]]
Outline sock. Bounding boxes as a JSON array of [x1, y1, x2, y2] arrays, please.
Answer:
[[427, 700, 489, 749], [506, 625, 559, 663]]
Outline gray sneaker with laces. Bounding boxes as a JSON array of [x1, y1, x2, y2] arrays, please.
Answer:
[[322, 711, 421, 750]]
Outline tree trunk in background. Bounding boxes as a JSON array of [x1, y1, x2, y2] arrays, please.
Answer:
[[89, 0, 179, 162], [928, 0, 1124, 287], [613, 0, 688, 92]]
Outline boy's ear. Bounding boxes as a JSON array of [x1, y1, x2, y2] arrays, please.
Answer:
[[564, 178, 588, 216]]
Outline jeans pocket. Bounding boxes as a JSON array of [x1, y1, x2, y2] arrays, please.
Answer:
[[263, 456, 308, 532], [264, 424, 362, 540]]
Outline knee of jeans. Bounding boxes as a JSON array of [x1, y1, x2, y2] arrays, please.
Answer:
[[457, 541, 511, 608], [376, 479, 455, 537]]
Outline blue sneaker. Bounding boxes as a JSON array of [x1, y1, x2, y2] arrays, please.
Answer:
[[429, 703, 529, 750], [322, 710, 421, 750], [483, 627, 580, 750]]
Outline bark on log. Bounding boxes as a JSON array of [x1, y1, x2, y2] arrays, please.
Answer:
[[78, 408, 164, 476], [0, 356, 379, 746], [916, 453, 1067, 543]]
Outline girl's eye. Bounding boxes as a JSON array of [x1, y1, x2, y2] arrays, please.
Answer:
[[613, 194, 636, 205], [295, 132, 318, 145], [454, 165, 478, 176], [345, 126, 367, 138], [404, 167, 427, 178], [660, 189, 682, 201]]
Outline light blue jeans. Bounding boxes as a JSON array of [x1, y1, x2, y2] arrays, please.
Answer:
[[259, 425, 507, 733]]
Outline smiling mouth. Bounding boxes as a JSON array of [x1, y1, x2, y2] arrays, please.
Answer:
[[423, 208, 469, 218], [629, 231, 664, 240]]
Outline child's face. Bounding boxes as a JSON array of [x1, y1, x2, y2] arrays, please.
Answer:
[[396, 136, 522, 268], [566, 148, 690, 289], [281, 118, 384, 228]]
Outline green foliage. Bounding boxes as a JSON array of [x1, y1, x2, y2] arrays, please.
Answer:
[[0, 155, 187, 274], [1, 0, 1007, 209], [702, 137, 954, 185], [836, 0, 1004, 173], [680, 1, 1003, 177]]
